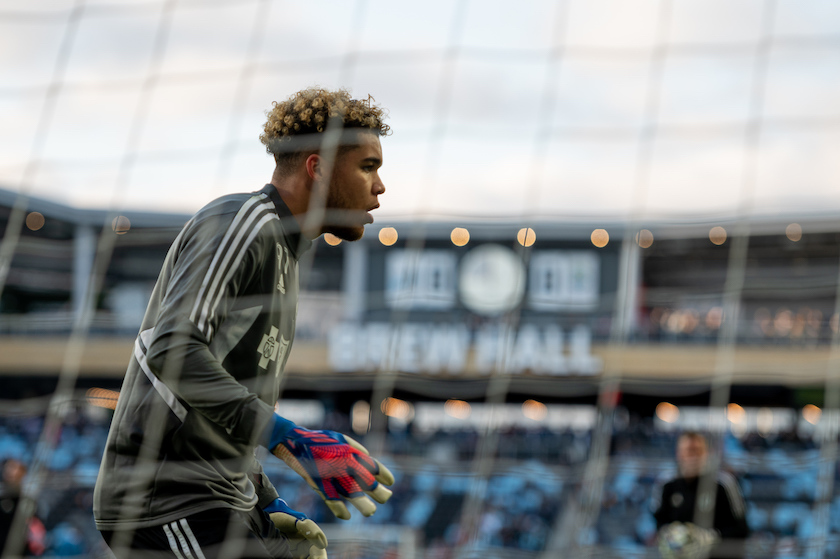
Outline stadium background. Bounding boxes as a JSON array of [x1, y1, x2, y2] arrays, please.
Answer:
[[1, 0, 840, 558]]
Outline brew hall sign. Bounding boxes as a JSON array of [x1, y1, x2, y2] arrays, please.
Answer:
[[328, 245, 604, 376]]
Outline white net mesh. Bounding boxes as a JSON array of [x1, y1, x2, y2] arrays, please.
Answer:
[[1, 0, 840, 558]]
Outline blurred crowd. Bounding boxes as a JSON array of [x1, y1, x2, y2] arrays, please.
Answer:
[[640, 305, 837, 346], [0, 404, 836, 558]]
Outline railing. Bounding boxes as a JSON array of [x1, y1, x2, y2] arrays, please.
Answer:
[[0, 311, 128, 335]]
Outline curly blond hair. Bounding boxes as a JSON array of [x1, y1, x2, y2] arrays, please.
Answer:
[[260, 87, 390, 165]]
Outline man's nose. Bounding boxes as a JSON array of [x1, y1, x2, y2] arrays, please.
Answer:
[[374, 178, 385, 196]]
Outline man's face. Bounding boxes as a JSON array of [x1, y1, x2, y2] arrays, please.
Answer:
[[323, 132, 385, 241], [3, 459, 26, 489], [676, 435, 708, 478]]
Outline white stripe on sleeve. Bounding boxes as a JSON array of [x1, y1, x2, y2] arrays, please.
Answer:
[[189, 196, 264, 333], [202, 211, 278, 338], [135, 329, 187, 422], [719, 471, 746, 518]]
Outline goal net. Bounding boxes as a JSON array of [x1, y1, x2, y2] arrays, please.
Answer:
[[1, 1, 839, 558]]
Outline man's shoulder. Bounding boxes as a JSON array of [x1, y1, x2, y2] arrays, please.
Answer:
[[661, 477, 680, 491], [182, 187, 307, 257], [661, 474, 695, 494], [193, 190, 270, 220], [183, 190, 284, 240], [716, 470, 745, 495], [655, 468, 680, 487]]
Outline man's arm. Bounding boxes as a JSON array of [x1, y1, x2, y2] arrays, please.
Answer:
[[143, 200, 279, 445], [145, 318, 275, 445], [250, 455, 280, 509]]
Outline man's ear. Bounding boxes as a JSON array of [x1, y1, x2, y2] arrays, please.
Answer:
[[304, 153, 321, 182]]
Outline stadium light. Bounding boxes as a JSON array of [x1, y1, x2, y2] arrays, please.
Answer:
[[516, 227, 536, 247], [726, 403, 745, 424], [112, 215, 131, 235], [757, 408, 774, 437], [786, 223, 802, 242], [709, 226, 727, 245], [591, 229, 609, 248], [522, 399, 547, 421], [444, 399, 471, 419], [379, 227, 398, 246], [381, 397, 414, 421], [25, 212, 45, 231], [324, 233, 342, 246], [802, 404, 821, 425], [635, 229, 653, 248], [655, 402, 679, 423], [450, 227, 470, 247], [351, 401, 371, 435]]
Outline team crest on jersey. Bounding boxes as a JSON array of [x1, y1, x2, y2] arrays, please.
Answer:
[[276, 243, 291, 294], [257, 326, 289, 370], [671, 493, 684, 508]]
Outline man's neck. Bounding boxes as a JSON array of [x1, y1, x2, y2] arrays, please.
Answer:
[[269, 171, 322, 240]]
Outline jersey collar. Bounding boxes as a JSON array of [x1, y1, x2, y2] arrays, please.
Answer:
[[260, 184, 313, 258]]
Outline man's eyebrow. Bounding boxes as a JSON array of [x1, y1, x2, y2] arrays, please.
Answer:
[[362, 157, 382, 165]]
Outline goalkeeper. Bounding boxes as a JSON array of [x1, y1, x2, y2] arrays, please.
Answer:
[[93, 87, 393, 558], [652, 431, 749, 559]]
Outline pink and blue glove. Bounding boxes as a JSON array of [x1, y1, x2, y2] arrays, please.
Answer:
[[267, 416, 395, 520]]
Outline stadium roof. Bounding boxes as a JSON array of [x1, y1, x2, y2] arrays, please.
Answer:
[[1, 185, 838, 241]]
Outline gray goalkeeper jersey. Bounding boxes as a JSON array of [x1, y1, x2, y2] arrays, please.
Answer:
[[94, 184, 312, 530]]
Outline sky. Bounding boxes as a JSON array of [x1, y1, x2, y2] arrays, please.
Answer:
[[1, 0, 839, 223]]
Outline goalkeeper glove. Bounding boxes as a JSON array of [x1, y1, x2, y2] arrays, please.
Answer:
[[267, 416, 395, 520], [264, 498, 327, 559], [658, 522, 719, 559]]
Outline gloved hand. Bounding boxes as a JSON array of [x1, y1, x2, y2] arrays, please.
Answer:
[[267, 416, 395, 520], [658, 521, 719, 559], [264, 498, 327, 559]]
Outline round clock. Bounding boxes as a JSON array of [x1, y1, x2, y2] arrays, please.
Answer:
[[458, 244, 526, 315]]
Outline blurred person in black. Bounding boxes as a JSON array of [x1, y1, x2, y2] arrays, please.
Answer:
[[0, 458, 46, 556], [653, 431, 749, 559]]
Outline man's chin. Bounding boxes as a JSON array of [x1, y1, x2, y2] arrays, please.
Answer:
[[326, 225, 364, 242]]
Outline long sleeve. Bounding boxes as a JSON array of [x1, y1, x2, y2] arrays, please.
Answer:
[[144, 201, 278, 446], [250, 455, 280, 509]]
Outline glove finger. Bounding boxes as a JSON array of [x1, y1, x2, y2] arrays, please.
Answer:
[[367, 482, 392, 504], [309, 545, 328, 559], [268, 512, 298, 535], [343, 435, 370, 455], [329, 472, 364, 499], [342, 436, 395, 487], [374, 459, 395, 486], [346, 494, 377, 517], [286, 536, 310, 559], [325, 499, 351, 520], [349, 452, 394, 489], [296, 519, 328, 549], [352, 451, 377, 472], [346, 459, 378, 491]]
